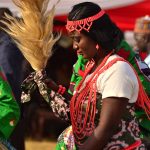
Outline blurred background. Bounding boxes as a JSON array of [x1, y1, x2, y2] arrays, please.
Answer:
[[0, 0, 150, 149]]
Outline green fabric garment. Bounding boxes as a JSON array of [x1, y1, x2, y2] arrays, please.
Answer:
[[0, 67, 20, 139], [68, 55, 88, 95], [55, 141, 76, 150], [55, 142, 67, 150]]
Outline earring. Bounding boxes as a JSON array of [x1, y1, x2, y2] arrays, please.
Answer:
[[96, 44, 99, 50]]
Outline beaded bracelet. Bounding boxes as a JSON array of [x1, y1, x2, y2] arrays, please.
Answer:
[[57, 85, 66, 95]]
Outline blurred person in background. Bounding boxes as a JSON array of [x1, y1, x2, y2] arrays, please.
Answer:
[[134, 15, 150, 62], [0, 7, 25, 150]]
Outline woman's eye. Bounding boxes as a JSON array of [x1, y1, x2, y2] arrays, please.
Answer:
[[73, 36, 80, 43]]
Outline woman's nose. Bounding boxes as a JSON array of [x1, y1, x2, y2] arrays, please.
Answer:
[[73, 43, 79, 51]]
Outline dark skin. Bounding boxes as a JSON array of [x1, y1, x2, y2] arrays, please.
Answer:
[[48, 31, 129, 149], [70, 31, 107, 70]]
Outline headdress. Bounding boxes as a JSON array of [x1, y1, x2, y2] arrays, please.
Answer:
[[66, 10, 105, 33], [134, 15, 150, 34]]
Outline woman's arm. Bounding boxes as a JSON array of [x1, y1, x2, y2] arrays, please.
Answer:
[[79, 97, 128, 150]]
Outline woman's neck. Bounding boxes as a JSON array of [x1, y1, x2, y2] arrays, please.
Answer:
[[93, 50, 109, 67], [88, 51, 107, 74]]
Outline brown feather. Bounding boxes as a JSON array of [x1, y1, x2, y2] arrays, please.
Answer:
[[1, 0, 60, 71]]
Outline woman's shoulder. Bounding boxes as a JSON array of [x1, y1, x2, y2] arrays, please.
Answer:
[[97, 54, 139, 102], [107, 54, 135, 73], [100, 54, 138, 85]]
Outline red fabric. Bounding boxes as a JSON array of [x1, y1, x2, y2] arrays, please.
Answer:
[[116, 48, 130, 60], [54, 15, 67, 33], [106, 0, 150, 31], [139, 52, 148, 61], [123, 140, 141, 150], [78, 69, 85, 77], [54, 0, 150, 32]]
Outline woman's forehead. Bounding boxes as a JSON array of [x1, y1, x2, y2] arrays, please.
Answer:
[[69, 30, 81, 37]]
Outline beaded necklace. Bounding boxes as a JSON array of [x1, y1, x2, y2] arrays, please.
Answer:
[[70, 52, 114, 144]]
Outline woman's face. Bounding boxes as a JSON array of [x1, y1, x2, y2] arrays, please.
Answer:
[[70, 31, 97, 59]]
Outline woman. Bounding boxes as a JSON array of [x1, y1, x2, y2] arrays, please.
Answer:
[[3, 1, 149, 149], [68, 11, 150, 145]]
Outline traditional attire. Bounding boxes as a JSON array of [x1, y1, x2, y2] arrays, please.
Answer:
[[68, 40, 150, 138], [54, 54, 146, 149], [54, 40, 150, 149]]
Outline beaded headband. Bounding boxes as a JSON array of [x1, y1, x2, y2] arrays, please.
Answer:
[[66, 10, 105, 33]]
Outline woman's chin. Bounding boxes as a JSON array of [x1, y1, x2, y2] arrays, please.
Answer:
[[83, 55, 91, 60], [83, 56, 88, 59], [79, 54, 90, 60]]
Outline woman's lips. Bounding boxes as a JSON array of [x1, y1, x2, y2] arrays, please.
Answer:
[[77, 50, 82, 55]]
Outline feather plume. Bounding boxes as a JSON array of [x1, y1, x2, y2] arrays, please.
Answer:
[[1, 0, 60, 71]]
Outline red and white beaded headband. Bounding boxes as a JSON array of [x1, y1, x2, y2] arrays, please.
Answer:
[[66, 10, 105, 33]]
